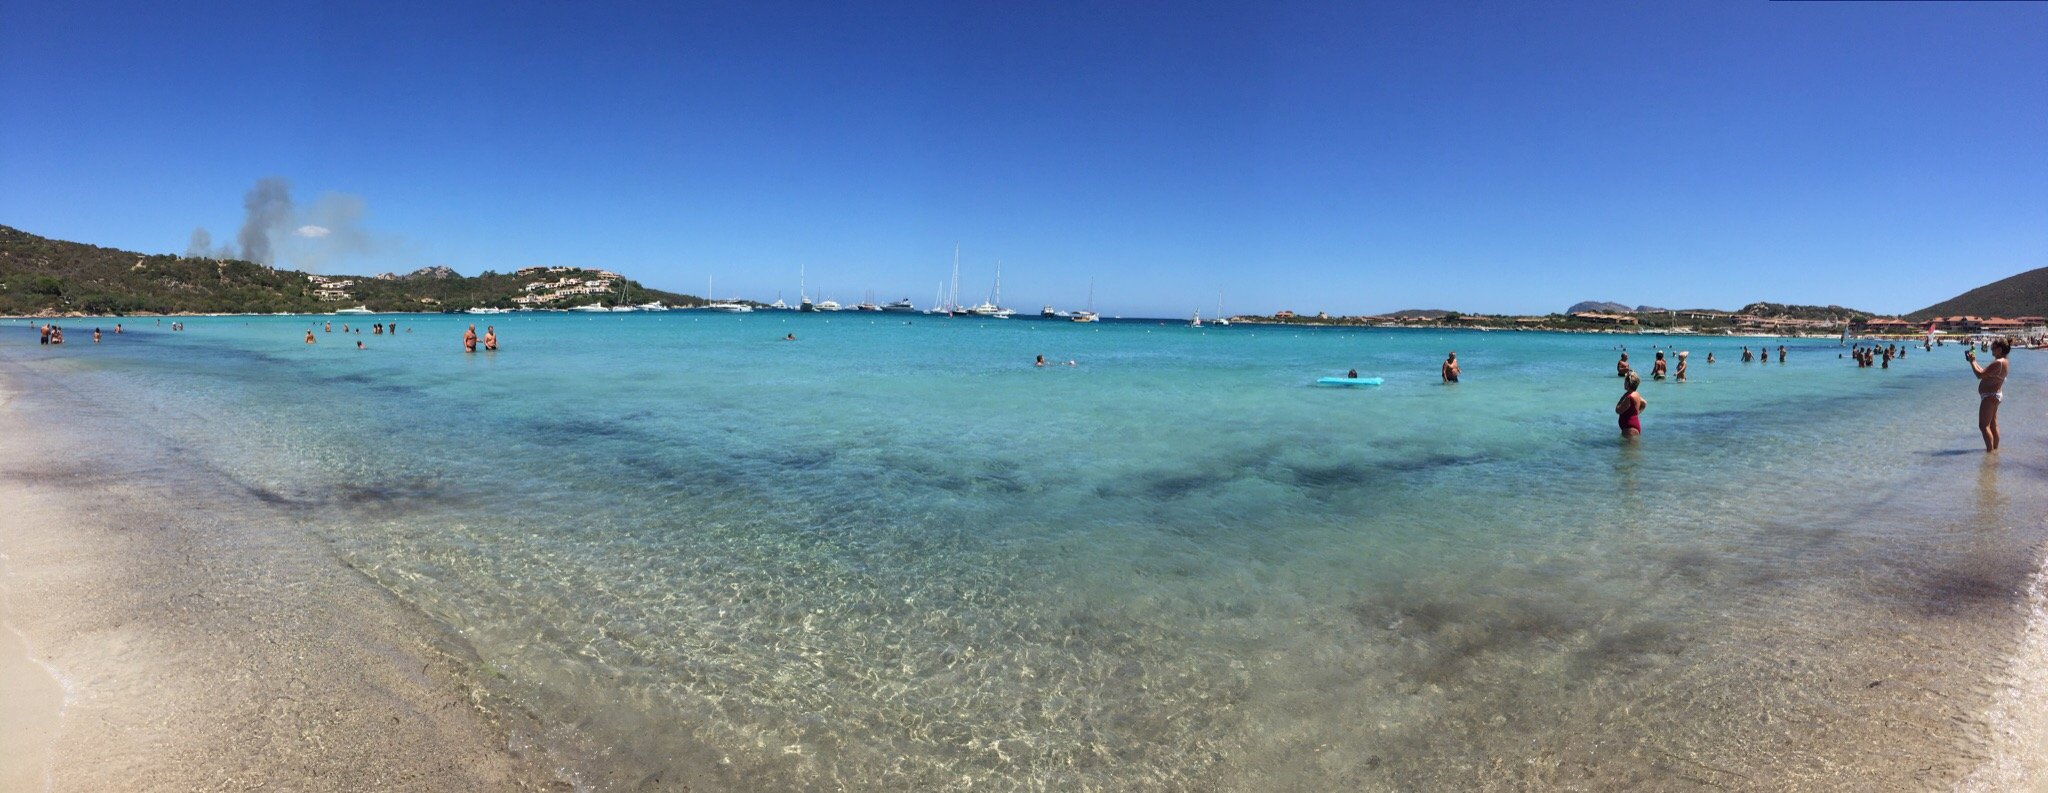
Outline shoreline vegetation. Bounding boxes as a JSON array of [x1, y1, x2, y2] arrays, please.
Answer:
[[5, 224, 2046, 332]]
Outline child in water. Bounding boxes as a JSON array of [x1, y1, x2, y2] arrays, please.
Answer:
[[1616, 372, 1645, 439]]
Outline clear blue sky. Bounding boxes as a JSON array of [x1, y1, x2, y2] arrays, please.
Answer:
[[3, 1, 2043, 317]]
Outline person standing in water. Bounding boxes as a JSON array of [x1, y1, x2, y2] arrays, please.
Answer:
[[1617, 353, 1631, 377], [1778, 345, 1787, 363], [463, 324, 478, 353], [1442, 352, 1460, 383], [1675, 351, 1689, 382], [1616, 372, 1645, 439], [1967, 339, 2010, 452], [306, 330, 317, 344], [1651, 351, 1667, 380], [482, 326, 497, 351]]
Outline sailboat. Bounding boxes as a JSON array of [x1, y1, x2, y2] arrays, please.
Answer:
[[704, 276, 753, 312], [1190, 308, 1202, 328], [1070, 279, 1099, 323], [964, 261, 1015, 317], [607, 279, 636, 311], [1213, 291, 1230, 326]]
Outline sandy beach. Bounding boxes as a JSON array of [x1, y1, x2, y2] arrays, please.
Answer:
[[0, 372, 557, 791]]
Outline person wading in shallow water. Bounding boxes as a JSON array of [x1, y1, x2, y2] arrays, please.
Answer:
[[1967, 339, 2010, 453], [1442, 352, 1460, 383], [1616, 372, 1645, 439], [463, 324, 478, 353]]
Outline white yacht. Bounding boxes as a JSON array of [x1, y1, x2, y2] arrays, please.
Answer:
[[706, 301, 754, 313], [636, 301, 670, 312], [334, 306, 375, 315], [569, 303, 612, 313], [816, 299, 842, 312], [465, 306, 510, 315]]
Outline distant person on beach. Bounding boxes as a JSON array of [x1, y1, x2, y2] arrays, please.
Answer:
[[483, 326, 497, 351], [1675, 351, 1688, 382], [1442, 352, 1460, 383], [463, 324, 478, 353], [306, 330, 316, 344], [1616, 373, 1645, 439], [1652, 351, 1667, 380], [1967, 339, 2010, 452], [1617, 353, 1630, 377]]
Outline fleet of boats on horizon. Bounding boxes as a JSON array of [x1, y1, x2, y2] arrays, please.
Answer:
[[336, 248, 1235, 326]]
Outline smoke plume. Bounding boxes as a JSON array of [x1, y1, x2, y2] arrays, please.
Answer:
[[188, 177, 395, 270], [236, 177, 295, 266], [185, 227, 214, 258]]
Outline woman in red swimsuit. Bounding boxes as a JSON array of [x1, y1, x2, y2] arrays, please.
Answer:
[[1616, 372, 1645, 438]]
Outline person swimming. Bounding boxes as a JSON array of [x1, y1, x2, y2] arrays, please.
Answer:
[[1967, 339, 2010, 452], [1442, 352, 1460, 383], [1035, 354, 1046, 367], [1616, 372, 1645, 439], [784, 333, 796, 341], [1347, 368, 1359, 379]]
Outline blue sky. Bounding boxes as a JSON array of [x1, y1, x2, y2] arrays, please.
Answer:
[[2, 1, 2043, 317]]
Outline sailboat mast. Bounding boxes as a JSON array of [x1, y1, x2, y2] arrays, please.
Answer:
[[949, 245, 961, 311]]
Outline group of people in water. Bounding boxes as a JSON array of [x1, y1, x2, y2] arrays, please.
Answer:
[[34, 322, 124, 345], [463, 324, 497, 352]]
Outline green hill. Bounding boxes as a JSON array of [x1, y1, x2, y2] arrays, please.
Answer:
[[0, 224, 699, 315], [1908, 266, 2048, 320]]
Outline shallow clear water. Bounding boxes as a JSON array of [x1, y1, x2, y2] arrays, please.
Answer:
[[6, 314, 2044, 790]]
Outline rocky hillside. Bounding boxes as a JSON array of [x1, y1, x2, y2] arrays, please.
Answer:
[[1908, 266, 2048, 320], [0, 225, 698, 315]]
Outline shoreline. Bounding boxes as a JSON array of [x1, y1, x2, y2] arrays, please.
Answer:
[[0, 367, 561, 791]]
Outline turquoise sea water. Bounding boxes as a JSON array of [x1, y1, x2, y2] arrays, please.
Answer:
[[6, 314, 2045, 790]]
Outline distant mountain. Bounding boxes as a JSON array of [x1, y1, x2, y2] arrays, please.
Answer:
[[1634, 305, 1671, 314], [1567, 301, 1632, 314], [0, 224, 698, 315], [1908, 266, 2048, 320]]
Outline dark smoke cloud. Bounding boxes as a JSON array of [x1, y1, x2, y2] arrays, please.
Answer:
[[236, 177, 294, 266], [191, 177, 395, 270]]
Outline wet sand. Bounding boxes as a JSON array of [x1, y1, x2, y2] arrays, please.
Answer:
[[0, 374, 558, 791]]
